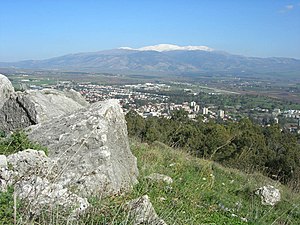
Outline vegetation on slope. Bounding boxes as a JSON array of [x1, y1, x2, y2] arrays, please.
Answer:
[[126, 110, 300, 189], [0, 134, 300, 224], [127, 141, 300, 224], [24, 140, 300, 224], [0, 131, 48, 156]]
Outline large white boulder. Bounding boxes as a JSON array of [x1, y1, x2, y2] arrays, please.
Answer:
[[15, 175, 89, 217], [0, 74, 89, 133], [27, 99, 139, 196], [0, 74, 14, 108], [1, 149, 89, 217], [25, 89, 88, 123], [7, 149, 57, 178]]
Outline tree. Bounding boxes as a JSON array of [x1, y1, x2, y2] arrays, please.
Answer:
[[170, 109, 189, 123], [125, 110, 145, 139]]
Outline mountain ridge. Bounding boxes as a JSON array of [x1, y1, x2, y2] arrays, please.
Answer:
[[1, 44, 300, 77]]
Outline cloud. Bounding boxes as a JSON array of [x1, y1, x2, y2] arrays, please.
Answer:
[[285, 4, 294, 10], [279, 4, 294, 13]]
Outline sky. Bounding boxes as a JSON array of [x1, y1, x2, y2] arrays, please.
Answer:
[[0, 0, 300, 62]]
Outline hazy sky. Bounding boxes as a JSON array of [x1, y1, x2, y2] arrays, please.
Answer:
[[1, 0, 300, 61]]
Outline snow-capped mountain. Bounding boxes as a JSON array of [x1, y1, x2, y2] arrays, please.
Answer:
[[119, 44, 213, 52], [1, 44, 300, 77]]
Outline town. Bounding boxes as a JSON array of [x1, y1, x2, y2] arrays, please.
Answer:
[[16, 77, 300, 134]]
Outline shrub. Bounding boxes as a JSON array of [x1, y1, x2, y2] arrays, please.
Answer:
[[0, 187, 16, 225], [0, 130, 48, 156]]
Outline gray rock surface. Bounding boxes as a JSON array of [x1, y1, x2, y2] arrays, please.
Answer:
[[255, 185, 281, 206], [63, 89, 89, 107], [0, 74, 14, 108], [7, 149, 57, 179], [2, 149, 89, 216], [0, 74, 88, 133], [0, 155, 7, 168], [0, 74, 36, 132], [146, 173, 173, 184], [0, 93, 38, 133], [0, 154, 8, 192], [26, 89, 88, 123], [126, 195, 167, 225], [15, 176, 89, 217], [27, 99, 139, 196]]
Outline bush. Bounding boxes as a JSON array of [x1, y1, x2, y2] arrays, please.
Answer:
[[0, 187, 16, 225], [0, 130, 5, 138], [0, 131, 48, 156]]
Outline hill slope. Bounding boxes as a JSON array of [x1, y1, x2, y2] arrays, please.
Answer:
[[1, 44, 300, 77], [126, 140, 300, 224], [1, 138, 300, 224]]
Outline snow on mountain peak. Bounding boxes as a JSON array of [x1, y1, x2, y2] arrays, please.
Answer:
[[119, 44, 213, 52]]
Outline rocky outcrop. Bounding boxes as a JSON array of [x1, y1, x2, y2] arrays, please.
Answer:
[[7, 149, 57, 179], [0, 99, 139, 217], [27, 99, 139, 196], [26, 89, 88, 123], [255, 185, 281, 206], [126, 195, 167, 225], [0, 150, 89, 217], [0, 74, 88, 133], [16, 176, 89, 217], [0, 74, 139, 218], [0, 74, 14, 108], [0, 93, 38, 133]]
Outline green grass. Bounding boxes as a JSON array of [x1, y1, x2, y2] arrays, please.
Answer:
[[132, 140, 300, 224], [0, 187, 16, 225], [79, 140, 300, 224], [0, 131, 48, 156], [1, 139, 300, 224]]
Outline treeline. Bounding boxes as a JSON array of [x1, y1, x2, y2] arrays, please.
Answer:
[[137, 88, 300, 110], [126, 110, 300, 188]]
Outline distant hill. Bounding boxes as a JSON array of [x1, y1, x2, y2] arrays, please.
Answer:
[[1, 44, 300, 77]]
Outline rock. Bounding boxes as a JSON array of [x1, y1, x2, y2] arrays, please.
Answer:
[[27, 99, 139, 196], [7, 149, 58, 179], [0, 155, 7, 168], [0, 92, 38, 133], [126, 195, 167, 225], [0, 74, 37, 133], [3, 149, 88, 217], [25, 89, 88, 123], [0, 74, 14, 108], [0, 74, 88, 133], [146, 173, 173, 184], [63, 89, 89, 108], [255, 185, 281, 206], [15, 176, 89, 217], [0, 155, 8, 192], [0, 178, 8, 192]]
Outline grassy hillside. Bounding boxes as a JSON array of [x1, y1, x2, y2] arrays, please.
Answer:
[[125, 140, 300, 224], [1, 138, 300, 224]]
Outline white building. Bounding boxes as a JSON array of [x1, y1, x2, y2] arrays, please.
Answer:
[[273, 108, 281, 114], [194, 105, 200, 112], [202, 107, 209, 115], [218, 110, 225, 118]]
